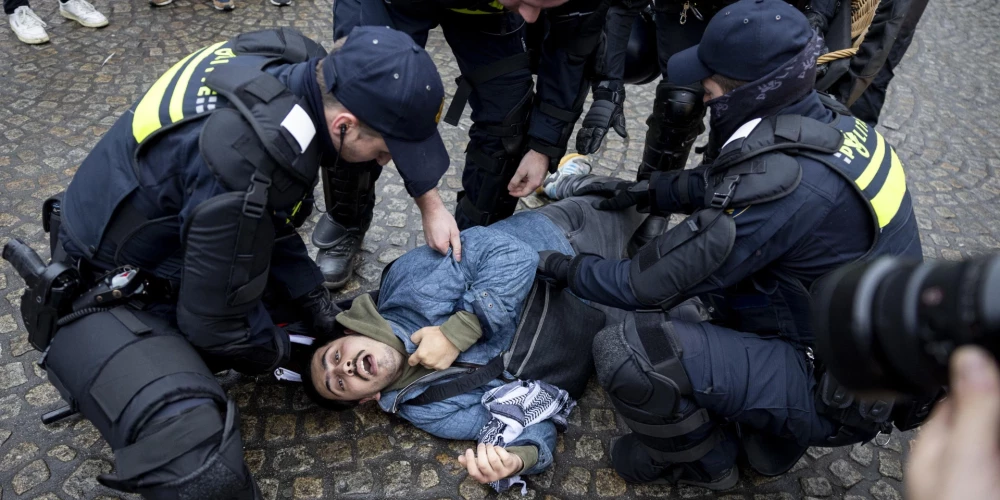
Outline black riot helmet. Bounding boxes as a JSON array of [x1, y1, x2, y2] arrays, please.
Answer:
[[623, 7, 659, 85]]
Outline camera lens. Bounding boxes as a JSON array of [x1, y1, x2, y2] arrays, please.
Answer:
[[813, 255, 1000, 395]]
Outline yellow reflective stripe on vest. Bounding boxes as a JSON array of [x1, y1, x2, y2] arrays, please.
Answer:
[[169, 42, 227, 122], [839, 116, 906, 230], [868, 148, 906, 229], [132, 41, 225, 143], [854, 131, 885, 191], [451, 0, 504, 14]]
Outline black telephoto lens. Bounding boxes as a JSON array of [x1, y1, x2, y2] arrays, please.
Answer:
[[813, 255, 1000, 395]]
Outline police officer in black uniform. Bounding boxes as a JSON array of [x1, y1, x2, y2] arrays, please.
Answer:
[[537, 0, 924, 488], [44, 26, 448, 499], [312, 0, 609, 288]]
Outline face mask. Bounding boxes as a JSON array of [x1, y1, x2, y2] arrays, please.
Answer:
[[704, 34, 825, 158]]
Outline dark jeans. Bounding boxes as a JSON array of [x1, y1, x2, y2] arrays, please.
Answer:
[[849, 0, 930, 124], [5, 0, 28, 15], [6, 0, 70, 15]]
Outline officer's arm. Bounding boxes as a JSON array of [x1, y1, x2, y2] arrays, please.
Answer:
[[174, 157, 287, 374], [528, 0, 610, 165], [648, 166, 709, 215]]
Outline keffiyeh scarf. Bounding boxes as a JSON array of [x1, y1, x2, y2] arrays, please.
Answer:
[[477, 380, 576, 494]]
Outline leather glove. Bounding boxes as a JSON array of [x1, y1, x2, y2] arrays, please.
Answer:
[[805, 11, 831, 79], [536, 250, 572, 288], [576, 180, 650, 212], [298, 285, 343, 337], [576, 80, 628, 155]]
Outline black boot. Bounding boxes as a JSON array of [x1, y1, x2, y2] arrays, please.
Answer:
[[629, 83, 707, 256], [311, 161, 379, 290], [609, 433, 739, 490]]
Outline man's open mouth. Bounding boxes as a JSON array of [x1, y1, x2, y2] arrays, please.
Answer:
[[362, 353, 377, 377]]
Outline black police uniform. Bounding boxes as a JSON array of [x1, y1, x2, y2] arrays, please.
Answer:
[[558, 91, 923, 485], [310, 0, 609, 288], [46, 28, 345, 499]]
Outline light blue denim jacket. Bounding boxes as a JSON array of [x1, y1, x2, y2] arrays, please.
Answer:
[[374, 212, 575, 476]]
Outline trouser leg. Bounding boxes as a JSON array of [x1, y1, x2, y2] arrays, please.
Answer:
[[593, 312, 839, 486], [332, 0, 393, 39], [441, 12, 533, 229], [849, 0, 928, 125], [43, 307, 260, 499], [535, 195, 645, 259], [4, 0, 28, 15]]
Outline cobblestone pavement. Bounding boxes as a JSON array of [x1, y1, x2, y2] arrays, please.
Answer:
[[1, 0, 998, 498]]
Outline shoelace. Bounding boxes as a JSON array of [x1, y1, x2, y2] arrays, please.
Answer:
[[68, 0, 99, 15], [16, 8, 47, 29]]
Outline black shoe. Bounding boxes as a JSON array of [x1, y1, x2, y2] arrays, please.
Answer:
[[609, 434, 739, 491], [312, 214, 365, 290], [627, 215, 670, 257]]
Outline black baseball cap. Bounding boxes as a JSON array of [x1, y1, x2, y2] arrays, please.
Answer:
[[322, 26, 448, 196], [667, 0, 813, 86]]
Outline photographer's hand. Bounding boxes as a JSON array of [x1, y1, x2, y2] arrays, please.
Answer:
[[907, 346, 1000, 500]]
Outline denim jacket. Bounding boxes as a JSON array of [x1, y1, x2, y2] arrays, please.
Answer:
[[373, 220, 566, 475]]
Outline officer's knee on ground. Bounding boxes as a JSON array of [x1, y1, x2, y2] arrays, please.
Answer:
[[43, 308, 260, 499]]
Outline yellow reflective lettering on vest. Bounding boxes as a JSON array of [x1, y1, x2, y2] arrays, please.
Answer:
[[854, 131, 885, 190], [169, 41, 227, 123], [132, 47, 205, 143], [869, 147, 907, 229], [451, 0, 505, 14]]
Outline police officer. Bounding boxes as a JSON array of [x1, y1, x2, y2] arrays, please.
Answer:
[[537, 0, 923, 487], [312, 0, 608, 288], [46, 26, 447, 498]]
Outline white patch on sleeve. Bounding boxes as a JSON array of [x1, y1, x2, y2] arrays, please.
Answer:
[[722, 118, 763, 149], [281, 104, 316, 154]]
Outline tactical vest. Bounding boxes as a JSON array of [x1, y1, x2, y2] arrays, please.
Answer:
[[628, 110, 921, 345], [64, 28, 327, 283]]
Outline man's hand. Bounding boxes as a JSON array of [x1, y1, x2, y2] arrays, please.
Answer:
[[408, 326, 460, 371], [577, 80, 627, 155], [416, 188, 462, 262], [508, 150, 549, 197], [536, 250, 572, 288], [577, 179, 650, 211], [907, 346, 1000, 500], [458, 444, 524, 484]]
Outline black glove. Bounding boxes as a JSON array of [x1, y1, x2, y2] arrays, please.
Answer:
[[298, 285, 343, 337], [576, 80, 627, 155], [576, 180, 650, 212], [536, 250, 572, 288]]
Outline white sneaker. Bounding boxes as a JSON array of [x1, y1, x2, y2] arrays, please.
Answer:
[[539, 153, 593, 199], [8, 6, 48, 44], [59, 0, 108, 28]]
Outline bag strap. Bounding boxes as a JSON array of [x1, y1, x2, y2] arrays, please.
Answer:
[[407, 355, 506, 406]]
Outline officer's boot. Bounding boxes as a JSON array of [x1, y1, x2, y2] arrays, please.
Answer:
[[628, 82, 706, 257], [312, 161, 380, 289], [609, 429, 739, 490]]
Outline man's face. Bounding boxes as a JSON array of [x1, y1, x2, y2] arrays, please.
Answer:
[[702, 77, 725, 102], [309, 333, 405, 402], [498, 0, 570, 22], [329, 113, 393, 166]]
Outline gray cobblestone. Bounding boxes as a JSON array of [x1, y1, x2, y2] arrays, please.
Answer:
[[1, 0, 995, 497]]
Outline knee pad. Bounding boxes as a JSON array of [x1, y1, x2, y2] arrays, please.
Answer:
[[594, 313, 688, 416], [652, 82, 706, 129], [44, 307, 259, 499]]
